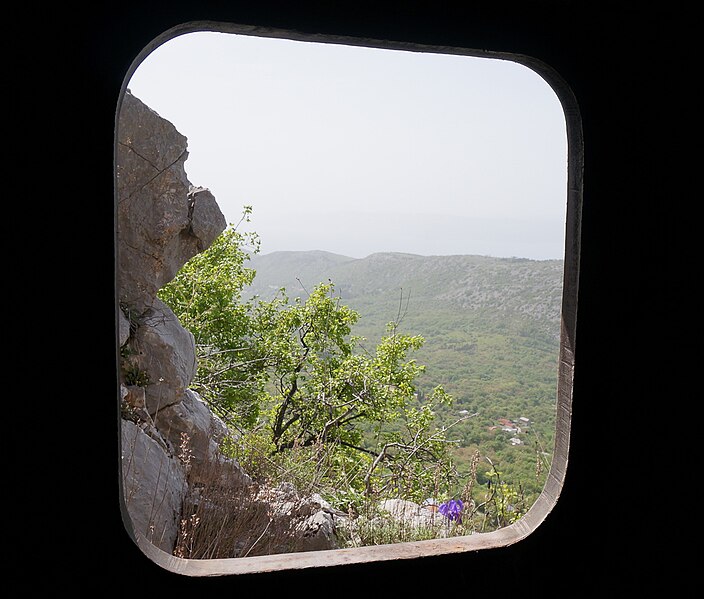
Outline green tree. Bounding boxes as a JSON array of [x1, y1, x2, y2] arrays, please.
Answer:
[[159, 210, 462, 503], [158, 208, 268, 426], [258, 282, 460, 501]]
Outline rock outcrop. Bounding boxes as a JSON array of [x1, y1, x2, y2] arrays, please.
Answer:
[[117, 91, 339, 557], [379, 499, 441, 528], [121, 420, 188, 551], [116, 91, 226, 314]]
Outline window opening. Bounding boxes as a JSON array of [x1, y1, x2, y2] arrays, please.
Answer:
[[117, 25, 579, 576]]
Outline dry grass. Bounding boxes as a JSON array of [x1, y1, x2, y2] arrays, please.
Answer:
[[173, 451, 321, 559]]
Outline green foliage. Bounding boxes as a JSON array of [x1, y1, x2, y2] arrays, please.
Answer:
[[122, 363, 150, 387], [253, 282, 459, 503], [159, 208, 268, 425], [220, 427, 275, 481], [477, 466, 527, 529], [160, 212, 459, 507], [243, 249, 561, 509], [338, 508, 442, 547], [158, 206, 561, 539]]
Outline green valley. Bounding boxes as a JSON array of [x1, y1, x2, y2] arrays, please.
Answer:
[[244, 249, 564, 505]]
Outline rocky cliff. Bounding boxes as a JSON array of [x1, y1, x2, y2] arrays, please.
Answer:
[[116, 91, 337, 557]]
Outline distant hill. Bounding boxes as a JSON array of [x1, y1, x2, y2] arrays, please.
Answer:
[[243, 250, 565, 495], [245, 250, 563, 341], [244, 249, 356, 299]]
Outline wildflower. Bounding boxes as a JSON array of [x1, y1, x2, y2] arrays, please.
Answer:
[[438, 499, 464, 523]]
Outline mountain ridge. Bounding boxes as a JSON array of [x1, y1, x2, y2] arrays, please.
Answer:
[[244, 250, 563, 332]]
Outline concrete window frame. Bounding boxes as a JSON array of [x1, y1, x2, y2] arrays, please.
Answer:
[[116, 20, 582, 577]]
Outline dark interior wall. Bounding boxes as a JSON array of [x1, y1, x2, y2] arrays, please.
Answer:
[[67, 0, 684, 593]]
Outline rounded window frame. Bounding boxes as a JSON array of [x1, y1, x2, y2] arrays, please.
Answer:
[[115, 20, 582, 577]]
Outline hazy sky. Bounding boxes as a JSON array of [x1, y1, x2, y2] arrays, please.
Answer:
[[126, 31, 568, 260]]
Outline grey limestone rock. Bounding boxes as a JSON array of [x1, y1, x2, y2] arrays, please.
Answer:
[[116, 91, 340, 558], [379, 498, 441, 528], [116, 91, 226, 313], [127, 298, 197, 416], [154, 389, 229, 467], [121, 420, 188, 553]]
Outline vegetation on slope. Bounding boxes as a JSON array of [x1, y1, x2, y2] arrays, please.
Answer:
[[246, 245, 563, 502], [158, 208, 564, 547]]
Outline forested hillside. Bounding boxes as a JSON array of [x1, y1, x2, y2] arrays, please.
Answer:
[[245, 250, 564, 501]]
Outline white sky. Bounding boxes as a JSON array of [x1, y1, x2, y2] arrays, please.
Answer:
[[126, 31, 568, 260]]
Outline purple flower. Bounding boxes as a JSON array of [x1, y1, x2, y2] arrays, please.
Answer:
[[438, 499, 464, 523]]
